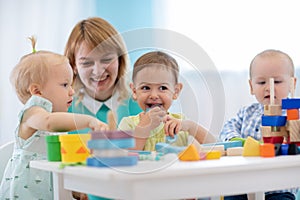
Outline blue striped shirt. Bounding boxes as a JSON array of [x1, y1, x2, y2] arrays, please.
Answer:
[[220, 103, 263, 142]]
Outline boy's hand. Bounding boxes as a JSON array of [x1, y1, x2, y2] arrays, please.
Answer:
[[138, 107, 166, 130], [164, 115, 182, 137], [89, 119, 109, 131]]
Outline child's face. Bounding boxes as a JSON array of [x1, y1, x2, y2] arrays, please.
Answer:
[[249, 56, 293, 105], [75, 42, 119, 101], [131, 66, 182, 111], [40, 63, 74, 112]]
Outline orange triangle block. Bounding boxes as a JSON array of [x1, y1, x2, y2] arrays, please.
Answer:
[[76, 146, 88, 154], [178, 144, 200, 161], [61, 147, 67, 154]]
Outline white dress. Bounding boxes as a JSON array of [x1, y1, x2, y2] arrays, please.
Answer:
[[0, 95, 60, 200]]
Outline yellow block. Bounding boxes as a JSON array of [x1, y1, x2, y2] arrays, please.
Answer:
[[242, 136, 260, 156], [178, 144, 200, 161], [206, 150, 221, 160], [59, 134, 91, 163]]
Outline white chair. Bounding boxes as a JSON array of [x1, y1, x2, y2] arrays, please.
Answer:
[[0, 141, 14, 181]]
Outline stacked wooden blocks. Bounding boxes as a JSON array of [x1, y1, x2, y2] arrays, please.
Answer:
[[87, 130, 138, 167]]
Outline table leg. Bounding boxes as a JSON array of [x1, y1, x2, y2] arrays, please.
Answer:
[[52, 172, 72, 200], [248, 192, 265, 200]]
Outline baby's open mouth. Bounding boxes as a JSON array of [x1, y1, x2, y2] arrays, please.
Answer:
[[146, 103, 163, 109]]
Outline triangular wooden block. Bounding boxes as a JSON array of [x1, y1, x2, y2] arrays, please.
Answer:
[[242, 136, 260, 156], [178, 144, 200, 161]]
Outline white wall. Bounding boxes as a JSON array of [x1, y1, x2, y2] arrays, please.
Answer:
[[0, 0, 98, 145]]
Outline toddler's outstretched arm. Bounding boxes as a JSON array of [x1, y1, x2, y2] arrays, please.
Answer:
[[164, 117, 216, 144], [19, 106, 108, 139]]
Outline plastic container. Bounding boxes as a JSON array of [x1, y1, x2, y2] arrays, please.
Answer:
[[45, 135, 61, 161], [59, 134, 91, 163]]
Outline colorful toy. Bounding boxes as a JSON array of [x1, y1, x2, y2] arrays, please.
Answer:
[[226, 147, 243, 156], [242, 136, 260, 157], [261, 77, 300, 149], [178, 144, 200, 161], [259, 143, 275, 157], [45, 135, 61, 161], [59, 134, 90, 163]]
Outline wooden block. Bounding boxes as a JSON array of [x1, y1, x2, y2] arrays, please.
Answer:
[[287, 109, 299, 120], [286, 120, 300, 142], [264, 105, 282, 116], [263, 136, 284, 144], [274, 143, 282, 156], [282, 98, 300, 109], [260, 143, 275, 157], [260, 126, 288, 137], [288, 143, 300, 155], [206, 150, 221, 160], [280, 144, 289, 155], [202, 141, 242, 150], [226, 147, 243, 156], [200, 145, 225, 156], [261, 116, 286, 126], [242, 136, 260, 157], [178, 144, 200, 161]]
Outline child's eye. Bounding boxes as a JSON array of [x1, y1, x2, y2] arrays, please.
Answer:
[[141, 86, 150, 90], [101, 57, 114, 64], [80, 61, 93, 67], [257, 81, 265, 85], [62, 83, 68, 88], [274, 80, 282, 84], [159, 86, 168, 90]]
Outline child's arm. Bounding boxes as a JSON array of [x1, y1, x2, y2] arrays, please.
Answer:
[[219, 108, 245, 142], [20, 106, 108, 139], [164, 118, 216, 144]]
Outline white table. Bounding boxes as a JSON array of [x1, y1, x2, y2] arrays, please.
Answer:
[[30, 155, 300, 200]]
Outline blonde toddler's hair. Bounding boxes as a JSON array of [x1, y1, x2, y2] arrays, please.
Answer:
[[10, 36, 69, 104]]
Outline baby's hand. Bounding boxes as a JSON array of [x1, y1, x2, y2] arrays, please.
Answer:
[[89, 118, 109, 131], [164, 115, 182, 137], [139, 107, 166, 130]]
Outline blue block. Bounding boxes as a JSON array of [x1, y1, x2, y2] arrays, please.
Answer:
[[129, 150, 152, 155], [261, 115, 286, 126], [155, 143, 185, 154], [202, 140, 242, 150], [281, 144, 289, 155], [88, 138, 135, 149], [87, 156, 138, 167], [282, 98, 300, 109]]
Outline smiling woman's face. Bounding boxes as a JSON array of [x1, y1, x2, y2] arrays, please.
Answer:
[[75, 42, 119, 101]]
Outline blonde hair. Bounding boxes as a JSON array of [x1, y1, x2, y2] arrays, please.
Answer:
[[133, 51, 180, 83], [64, 17, 129, 103], [10, 36, 69, 104], [249, 49, 294, 79]]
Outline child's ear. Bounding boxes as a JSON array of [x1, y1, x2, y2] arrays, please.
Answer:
[[249, 79, 254, 95], [173, 83, 183, 100], [290, 77, 297, 93], [29, 83, 42, 95], [130, 83, 137, 100]]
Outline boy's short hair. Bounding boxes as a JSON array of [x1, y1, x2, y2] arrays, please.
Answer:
[[10, 51, 68, 104], [249, 49, 294, 79], [132, 51, 179, 83]]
